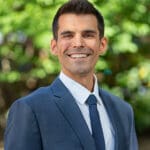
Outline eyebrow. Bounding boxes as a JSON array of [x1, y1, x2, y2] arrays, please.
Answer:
[[60, 29, 97, 35], [60, 31, 74, 36], [82, 30, 97, 35]]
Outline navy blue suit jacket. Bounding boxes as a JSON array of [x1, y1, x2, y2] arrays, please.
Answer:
[[4, 77, 138, 150]]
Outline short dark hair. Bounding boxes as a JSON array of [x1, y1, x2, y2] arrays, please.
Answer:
[[52, 0, 105, 39]]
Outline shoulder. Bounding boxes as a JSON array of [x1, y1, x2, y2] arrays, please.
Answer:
[[9, 84, 54, 112], [100, 88, 133, 115], [19, 85, 51, 102], [9, 77, 64, 113]]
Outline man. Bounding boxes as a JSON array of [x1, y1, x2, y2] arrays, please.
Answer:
[[4, 0, 138, 150]]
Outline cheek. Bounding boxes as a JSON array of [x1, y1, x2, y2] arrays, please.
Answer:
[[86, 39, 100, 48], [58, 39, 71, 50], [89, 44, 101, 55]]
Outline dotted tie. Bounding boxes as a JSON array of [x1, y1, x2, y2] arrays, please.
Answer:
[[86, 95, 105, 150]]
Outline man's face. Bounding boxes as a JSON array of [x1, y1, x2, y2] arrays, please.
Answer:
[[51, 14, 107, 79]]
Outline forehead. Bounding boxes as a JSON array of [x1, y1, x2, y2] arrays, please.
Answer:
[[57, 14, 99, 32]]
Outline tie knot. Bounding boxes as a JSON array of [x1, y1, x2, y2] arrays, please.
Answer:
[[86, 95, 97, 105]]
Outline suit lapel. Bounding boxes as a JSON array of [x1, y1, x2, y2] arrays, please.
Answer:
[[99, 89, 127, 150], [51, 78, 96, 150]]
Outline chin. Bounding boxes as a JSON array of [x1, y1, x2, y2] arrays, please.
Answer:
[[71, 68, 92, 76]]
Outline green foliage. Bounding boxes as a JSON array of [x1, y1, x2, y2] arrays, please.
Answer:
[[0, 0, 150, 134], [133, 89, 150, 133]]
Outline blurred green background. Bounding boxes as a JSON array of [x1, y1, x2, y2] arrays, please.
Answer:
[[0, 0, 150, 149]]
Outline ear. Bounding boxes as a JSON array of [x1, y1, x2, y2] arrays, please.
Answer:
[[99, 37, 108, 55], [50, 39, 58, 56]]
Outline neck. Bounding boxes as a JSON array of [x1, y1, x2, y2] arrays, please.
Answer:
[[62, 72, 95, 92]]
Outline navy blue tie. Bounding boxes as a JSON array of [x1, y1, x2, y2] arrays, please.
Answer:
[[86, 95, 105, 150]]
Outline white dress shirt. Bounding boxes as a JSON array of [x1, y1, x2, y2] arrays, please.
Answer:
[[59, 72, 115, 150]]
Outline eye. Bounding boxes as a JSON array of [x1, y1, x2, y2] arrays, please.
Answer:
[[84, 34, 94, 38], [83, 32, 96, 38], [63, 34, 73, 38], [61, 31, 74, 39]]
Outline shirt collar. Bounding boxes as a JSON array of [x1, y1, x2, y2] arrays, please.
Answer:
[[59, 72, 101, 105]]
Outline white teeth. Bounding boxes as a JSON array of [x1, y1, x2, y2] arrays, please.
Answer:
[[70, 54, 87, 58]]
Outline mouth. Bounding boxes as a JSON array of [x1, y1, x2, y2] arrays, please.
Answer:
[[68, 53, 90, 59]]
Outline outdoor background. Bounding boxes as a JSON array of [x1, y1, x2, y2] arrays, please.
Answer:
[[0, 0, 150, 149]]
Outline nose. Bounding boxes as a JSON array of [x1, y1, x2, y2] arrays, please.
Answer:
[[72, 35, 85, 48]]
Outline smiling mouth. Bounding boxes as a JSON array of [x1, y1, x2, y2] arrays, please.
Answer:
[[68, 54, 90, 59]]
